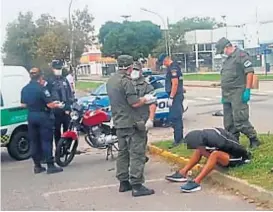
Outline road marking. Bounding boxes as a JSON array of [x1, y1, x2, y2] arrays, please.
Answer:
[[186, 99, 197, 103], [42, 178, 165, 197], [195, 97, 213, 101]]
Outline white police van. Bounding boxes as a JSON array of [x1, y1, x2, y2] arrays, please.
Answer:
[[0, 65, 31, 160]]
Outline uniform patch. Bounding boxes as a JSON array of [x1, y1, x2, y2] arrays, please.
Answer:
[[243, 60, 252, 68], [171, 70, 177, 77], [44, 90, 51, 97]]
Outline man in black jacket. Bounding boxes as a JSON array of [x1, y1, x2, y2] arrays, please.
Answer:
[[165, 128, 251, 193]]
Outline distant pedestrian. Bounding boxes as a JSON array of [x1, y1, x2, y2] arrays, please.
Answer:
[[216, 37, 260, 148], [66, 66, 75, 95]]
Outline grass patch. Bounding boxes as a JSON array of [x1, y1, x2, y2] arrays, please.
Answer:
[[76, 81, 102, 91], [183, 73, 273, 81], [153, 134, 273, 190]]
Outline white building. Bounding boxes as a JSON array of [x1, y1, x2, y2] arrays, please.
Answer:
[[183, 22, 273, 71]]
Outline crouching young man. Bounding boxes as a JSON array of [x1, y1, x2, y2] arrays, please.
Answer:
[[165, 128, 251, 193]]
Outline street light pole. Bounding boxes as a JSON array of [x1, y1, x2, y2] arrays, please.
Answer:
[[68, 0, 77, 80], [140, 8, 169, 56]]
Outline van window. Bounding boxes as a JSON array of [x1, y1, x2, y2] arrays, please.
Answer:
[[1, 75, 26, 107]]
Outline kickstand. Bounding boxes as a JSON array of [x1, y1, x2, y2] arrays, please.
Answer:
[[106, 145, 114, 160]]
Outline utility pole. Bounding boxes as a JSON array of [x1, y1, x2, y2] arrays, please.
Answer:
[[68, 0, 77, 80], [140, 8, 169, 56], [167, 17, 171, 57], [221, 15, 227, 37]]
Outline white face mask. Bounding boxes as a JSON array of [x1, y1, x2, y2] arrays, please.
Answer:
[[53, 69, 62, 76], [130, 70, 140, 80]]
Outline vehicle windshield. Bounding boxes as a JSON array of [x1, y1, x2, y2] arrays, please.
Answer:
[[91, 83, 108, 96]]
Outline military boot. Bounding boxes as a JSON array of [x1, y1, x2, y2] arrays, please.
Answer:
[[47, 163, 63, 174], [119, 181, 132, 192], [34, 163, 46, 174], [249, 137, 261, 149], [132, 184, 155, 197]]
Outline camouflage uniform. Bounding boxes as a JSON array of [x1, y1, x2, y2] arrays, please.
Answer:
[[106, 56, 147, 186], [132, 62, 156, 157], [216, 37, 259, 146]]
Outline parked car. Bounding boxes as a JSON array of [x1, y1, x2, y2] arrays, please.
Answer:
[[77, 75, 188, 125]]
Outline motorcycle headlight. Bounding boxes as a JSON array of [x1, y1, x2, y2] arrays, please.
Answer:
[[70, 111, 79, 120]]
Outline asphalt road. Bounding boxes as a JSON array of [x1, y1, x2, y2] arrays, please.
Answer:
[[1, 149, 258, 211], [2, 86, 272, 210]]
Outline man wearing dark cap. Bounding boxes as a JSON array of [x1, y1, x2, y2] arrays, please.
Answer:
[[21, 68, 64, 174], [158, 54, 184, 148], [215, 37, 260, 148], [106, 55, 156, 197], [165, 128, 251, 193], [46, 59, 74, 147]]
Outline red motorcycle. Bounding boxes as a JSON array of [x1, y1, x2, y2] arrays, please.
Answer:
[[55, 102, 119, 167]]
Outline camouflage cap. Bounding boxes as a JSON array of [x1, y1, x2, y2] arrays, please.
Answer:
[[117, 55, 134, 68], [215, 37, 231, 54], [133, 61, 142, 70]]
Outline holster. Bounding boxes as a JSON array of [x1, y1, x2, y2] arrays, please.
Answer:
[[134, 120, 146, 131]]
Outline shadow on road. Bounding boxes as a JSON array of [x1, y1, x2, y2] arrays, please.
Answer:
[[1, 151, 17, 164]]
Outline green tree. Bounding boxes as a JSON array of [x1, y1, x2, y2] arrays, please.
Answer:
[[98, 21, 122, 44], [2, 12, 37, 69], [100, 21, 162, 59], [72, 5, 95, 60], [36, 22, 69, 65]]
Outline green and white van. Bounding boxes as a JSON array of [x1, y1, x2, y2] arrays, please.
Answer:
[[1, 65, 31, 160]]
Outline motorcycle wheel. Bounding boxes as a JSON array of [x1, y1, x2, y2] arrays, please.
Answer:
[[55, 138, 78, 167]]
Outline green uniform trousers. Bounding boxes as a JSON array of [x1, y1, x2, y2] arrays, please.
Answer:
[[222, 88, 257, 139], [116, 127, 147, 185]]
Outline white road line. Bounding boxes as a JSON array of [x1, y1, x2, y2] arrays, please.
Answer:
[[194, 97, 213, 101], [186, 99, 197, 103], [42, 178, 165, 197]]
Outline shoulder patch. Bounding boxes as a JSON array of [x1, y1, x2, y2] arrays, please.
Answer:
[[171, 69, 177, 77], [44, 89, 51, 97], [243, 60, 252, 68]]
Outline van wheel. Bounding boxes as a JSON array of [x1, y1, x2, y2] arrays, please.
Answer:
[[8, 131, 31, 160]]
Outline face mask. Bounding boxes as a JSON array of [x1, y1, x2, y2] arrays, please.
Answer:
[[53, 69, 62, 76], [130, 70, 140, 80]]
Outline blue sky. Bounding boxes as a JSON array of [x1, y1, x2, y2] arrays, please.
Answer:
[[1, 0, 273, 47]]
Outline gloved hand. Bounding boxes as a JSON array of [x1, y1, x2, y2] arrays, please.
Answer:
[[242, 88, 251, 103], [144, 94, 157, 104], [167, 97, 173, 107], [221, 97, 225, 104], [145, 119, 154, 131]]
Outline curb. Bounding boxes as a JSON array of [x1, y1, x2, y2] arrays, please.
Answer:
[[148, 144, 273, 208], [147, 145, 202, 171]]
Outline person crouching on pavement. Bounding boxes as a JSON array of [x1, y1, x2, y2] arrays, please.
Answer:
[[131, 61, 157, 163], [165, 128, 251, 193]]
